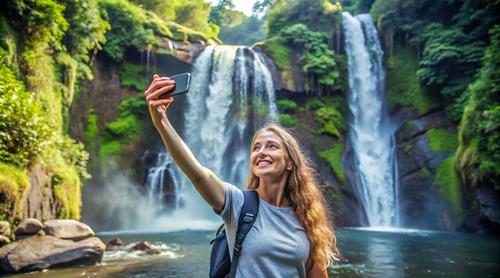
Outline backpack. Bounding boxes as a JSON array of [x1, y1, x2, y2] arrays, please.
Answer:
[[209, 190, 259, 278]]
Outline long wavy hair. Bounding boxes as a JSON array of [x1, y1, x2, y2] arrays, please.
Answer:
[[245, 123, 340, 270]]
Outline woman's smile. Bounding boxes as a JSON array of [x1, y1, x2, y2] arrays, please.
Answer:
[[250, 131, 292, 177]]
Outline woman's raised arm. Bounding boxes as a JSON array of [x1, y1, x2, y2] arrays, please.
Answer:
[[144, 74, 225, 211]]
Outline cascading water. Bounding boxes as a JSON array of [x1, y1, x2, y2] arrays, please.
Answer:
[[342, 12, 398, 227], [145, 45, 277, 226]]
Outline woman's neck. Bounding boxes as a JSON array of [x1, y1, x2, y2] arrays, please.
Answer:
[[256, 174, 290, 207]]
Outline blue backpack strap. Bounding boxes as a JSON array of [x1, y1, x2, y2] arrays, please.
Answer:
[[229, 190, 259, 278]]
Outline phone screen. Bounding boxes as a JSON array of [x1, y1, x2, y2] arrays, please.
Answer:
[[159, 73, 191, 98]]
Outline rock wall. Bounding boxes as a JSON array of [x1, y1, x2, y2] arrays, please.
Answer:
[[393, 108, 458, 230], [24, 165, 59, 221]]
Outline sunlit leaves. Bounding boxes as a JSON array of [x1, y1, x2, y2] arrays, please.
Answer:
[[0, 55, 53, 167]]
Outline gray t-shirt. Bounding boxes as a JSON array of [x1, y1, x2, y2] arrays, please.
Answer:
[[214, 182, 310, 278]]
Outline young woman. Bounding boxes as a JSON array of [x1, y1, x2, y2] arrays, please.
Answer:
[[144, 74, 340, 277]]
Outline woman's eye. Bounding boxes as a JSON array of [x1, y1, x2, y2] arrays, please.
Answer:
[[269, 145, 278, 149]]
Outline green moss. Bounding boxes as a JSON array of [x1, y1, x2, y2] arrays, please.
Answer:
[[23, 48, 64, 132], [0, 163, 30, 222], [426, 128, 458, 153], [40, 145, 82, 220], [104, 115, 140, 140], [403, 144, 413, 155], [278, 114, 297, 127], [385, 46, 439, 113], [420, 167, 431, 178], [319, 143, 345, 182], [51, 166, 81, 219], [455, 133, 482, 187], [315, 106, 345, 138], [434, 156, 463, 222], [260, 37, 292, 71], [98, 96, 146, 162], [276, 99, 297, 113], [84, 108, 98, 141], [99, 140, 121, 159], [305, 98, 324, 110], [120, 63, 148, 91]]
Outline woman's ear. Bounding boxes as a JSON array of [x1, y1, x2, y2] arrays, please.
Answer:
[[287, 162, 293, 171]]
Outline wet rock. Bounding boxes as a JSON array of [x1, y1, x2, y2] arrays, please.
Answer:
[[43, 220, 94, 241], [14, 218, 43, 237], [129, 241, 160, 255], [106, 238, 124, 251], [476, 185, 500, 233], [0, 235, 105, 273], [0, 222, 10, 237]]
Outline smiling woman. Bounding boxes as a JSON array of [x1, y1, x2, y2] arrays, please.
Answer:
[[144, 71, 340, 277]]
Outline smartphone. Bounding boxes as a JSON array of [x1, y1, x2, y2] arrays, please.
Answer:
[[159, 73, 191, 99]]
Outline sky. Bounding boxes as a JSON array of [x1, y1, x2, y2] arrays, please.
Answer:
[[210, 0, 258, 16]]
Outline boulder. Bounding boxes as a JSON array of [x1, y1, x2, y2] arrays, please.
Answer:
[[43, 220, 94, 241], [0, 236, 10, 247], [15, 229, 45, 240], [14, 218, 43, 236], [0, 235, 105, 273], [129, 241, 160, 255], [106, 238, 124, 251], [0, 222, 10, 237]]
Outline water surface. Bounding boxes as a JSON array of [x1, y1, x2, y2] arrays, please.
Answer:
[[12, 228, 499, 277]]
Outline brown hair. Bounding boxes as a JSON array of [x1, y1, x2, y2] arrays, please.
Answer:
[[245, 123, 340, 269]]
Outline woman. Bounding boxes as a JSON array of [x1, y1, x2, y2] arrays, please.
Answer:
[[144, 74, 340, 277]]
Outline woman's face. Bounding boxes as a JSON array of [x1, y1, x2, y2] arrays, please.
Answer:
[[250, 131, 292, 178]]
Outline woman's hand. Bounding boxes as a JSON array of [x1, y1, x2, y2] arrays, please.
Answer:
[[144, 73, 176, 128]]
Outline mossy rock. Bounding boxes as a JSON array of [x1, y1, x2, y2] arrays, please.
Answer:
[[433, 156, 463, 222], [385, 45, 439, 113], [426, 128, 458, 153], [319, 143, 345, 182], [0, 163, 30, 222]]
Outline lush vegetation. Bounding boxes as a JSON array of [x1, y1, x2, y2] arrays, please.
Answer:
[[0, 0, 225, 223], [210, 0, 265, 46], [258, 0, 346, 94], [367, 0, 499, 224], [0, 0, 497, 233], [276, 96, 347, 182], [0, 163, 30, 222], [385, 45, 438, 114], [455, 25, 500, 190], [0, 0, 109, 221]]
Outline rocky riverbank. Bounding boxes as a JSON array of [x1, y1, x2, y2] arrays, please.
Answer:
[[0, 219, 104, 274]]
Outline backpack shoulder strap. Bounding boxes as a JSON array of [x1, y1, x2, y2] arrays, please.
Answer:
[[229, 190, 259, 277]]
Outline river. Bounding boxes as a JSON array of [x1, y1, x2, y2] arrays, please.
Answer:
[[11, 228, 499, 277]]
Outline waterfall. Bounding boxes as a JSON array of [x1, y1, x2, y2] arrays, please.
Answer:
[[342, 12, 398, 227], [145, 45, 277, 226], [146, 153, 182, 211]]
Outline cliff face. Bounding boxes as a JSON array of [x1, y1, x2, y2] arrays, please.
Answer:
[[383, 41, 499, 233], [71, 41, 197, 230], [393, 108, 459, 230], [259, 23, 499, 233]]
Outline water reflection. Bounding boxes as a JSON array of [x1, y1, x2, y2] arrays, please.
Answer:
[[9, 229, 500, 278]]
